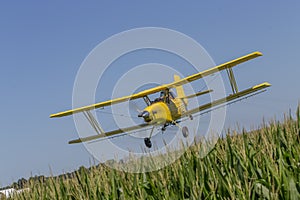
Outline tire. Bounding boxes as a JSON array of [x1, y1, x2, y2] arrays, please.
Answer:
[[182, 126, 189, 138], [144, 137, 152, 148]]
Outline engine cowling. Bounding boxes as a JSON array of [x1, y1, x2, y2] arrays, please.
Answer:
[[138, 102, 172, 124]]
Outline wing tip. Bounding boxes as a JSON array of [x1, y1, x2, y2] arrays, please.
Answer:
[[253, 82, 271, 90], [50, 113, 63, 118], [261, 82, 271, 87], [50, 111, 73, 118], [264, 82, 271, 87], [68, 139, 82, 144], [254, 51, 263, 56]]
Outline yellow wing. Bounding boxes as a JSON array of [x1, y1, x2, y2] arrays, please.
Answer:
[[68, 123, 151, 144], [50, 51, 262, 118], [184, 82, 271, 117], [166, 51, 262, 88], [69, 82, 271, 144]]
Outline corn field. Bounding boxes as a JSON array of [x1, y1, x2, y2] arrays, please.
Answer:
[[8, 107, 300, 199]]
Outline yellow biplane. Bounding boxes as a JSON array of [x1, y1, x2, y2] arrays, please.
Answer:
[[50, 51, 271, 148]]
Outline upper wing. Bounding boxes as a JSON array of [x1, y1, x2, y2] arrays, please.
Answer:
[[50, 84, 168, 117], [50, 51, 262, 118], [68, 123, 151, 144], [166, 51, 262, 88]]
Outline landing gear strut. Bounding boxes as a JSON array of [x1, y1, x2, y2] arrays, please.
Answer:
[[161, 123, 167, 132], [144, 126, 155, 148], [144, 137, 152, 148]]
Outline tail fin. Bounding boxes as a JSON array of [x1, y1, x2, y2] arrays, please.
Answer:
[[174, 74, 188, 106]]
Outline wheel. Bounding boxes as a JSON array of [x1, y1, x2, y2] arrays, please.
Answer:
[[144, 137, 152, 148], [182, 126, 189, 138], [161, 127, 166, 131], [189, 115, 193, 120]]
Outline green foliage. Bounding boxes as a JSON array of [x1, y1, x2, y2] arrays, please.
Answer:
[[10, 108, 300, 199]]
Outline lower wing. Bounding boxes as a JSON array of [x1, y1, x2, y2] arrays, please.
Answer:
[[184, 82, 271, 117], [69, 123, 151, 144]]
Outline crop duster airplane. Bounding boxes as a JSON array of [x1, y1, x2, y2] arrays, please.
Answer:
[[51, 51, 271, 148]]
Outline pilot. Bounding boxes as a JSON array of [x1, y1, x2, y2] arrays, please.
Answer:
[[160, 91, 165, 99], [152, 91, 165, 103]]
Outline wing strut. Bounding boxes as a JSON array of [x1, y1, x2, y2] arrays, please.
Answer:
[[83, 111, 105, 135], [163, 89, 170, 104], [226, 68, 239, 94], [143, 96, 151, 106]]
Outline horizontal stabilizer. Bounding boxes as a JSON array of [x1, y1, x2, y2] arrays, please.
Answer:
[[182, 89, 212, 99]]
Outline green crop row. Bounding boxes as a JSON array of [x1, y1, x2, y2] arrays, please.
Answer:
[[9, 107, 300, 199]]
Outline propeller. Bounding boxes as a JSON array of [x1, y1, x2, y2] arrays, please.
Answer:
[[129, 101, 142, 113], [129, 100, 146, 124]]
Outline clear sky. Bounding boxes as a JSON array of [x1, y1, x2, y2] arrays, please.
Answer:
[[0, 1, 299, 186]]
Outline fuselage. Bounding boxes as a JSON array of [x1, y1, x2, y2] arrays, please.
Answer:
[[139, 94, 186, 124]]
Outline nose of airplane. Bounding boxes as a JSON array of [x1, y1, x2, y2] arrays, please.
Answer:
[[138, 111, 151, 122]]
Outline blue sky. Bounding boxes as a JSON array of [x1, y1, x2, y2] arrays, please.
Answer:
[[0, 1, 299, 186]]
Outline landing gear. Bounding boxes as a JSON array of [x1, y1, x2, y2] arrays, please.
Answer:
[[144, 126, 155, 148], [144, 137, 152, 148], [182, 126, 189, 138], [161, 123, 167, 132]]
